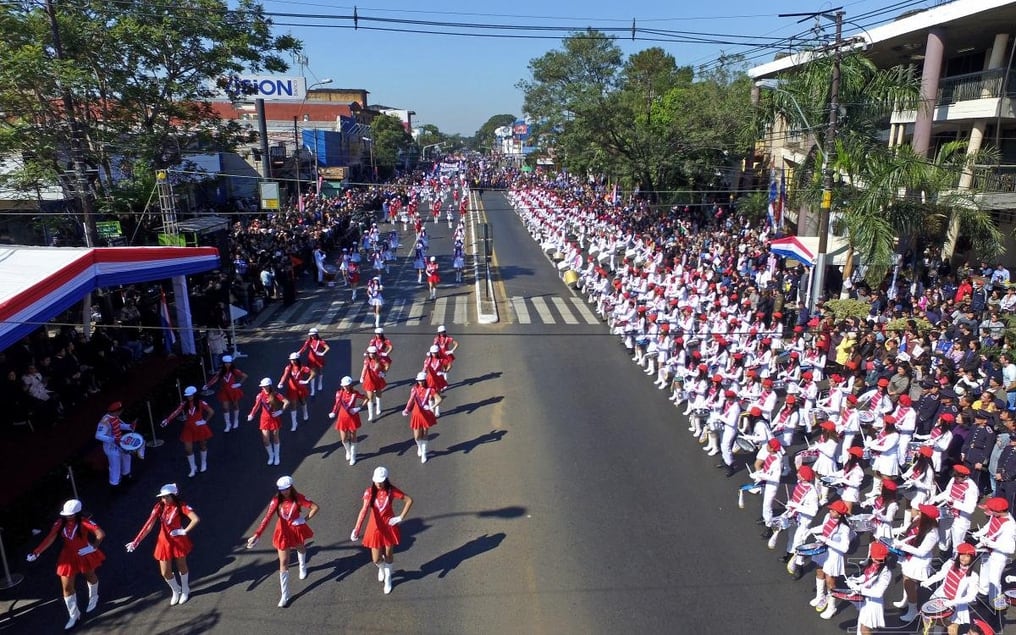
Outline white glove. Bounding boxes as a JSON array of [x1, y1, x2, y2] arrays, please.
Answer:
[[328, 412, 336, 419], [402, 410, 409, 417], [170, 529, 187, 537], [195, 420, 206, 426], [231, 383, 242, 388], [25, 553, 37, 562], [77, 546, 95, 556], [247, 415, 254, 422], [125, 543, 136, 553], [160, 419, 168, 428], [388, 515, 402, 526], [246, 537, 258, 549], [299, 380, 309, 385], [350, 531, 359, 542], [920, 580, 933, 589], [351, 407, 361, 414], [277, 383, 284, 390]]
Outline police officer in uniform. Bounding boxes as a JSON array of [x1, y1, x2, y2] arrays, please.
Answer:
[[962, 410, 997, 496], [914, 378, 941, 436], [995, 430, 1016, 510]]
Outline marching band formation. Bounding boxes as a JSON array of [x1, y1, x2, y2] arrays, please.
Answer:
[[511, 179, 1010, 634], [25, 176, 472, 630]]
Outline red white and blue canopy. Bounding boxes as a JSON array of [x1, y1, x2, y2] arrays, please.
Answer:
[[0, 246, 220, 351], [768, 236, 815, 267]]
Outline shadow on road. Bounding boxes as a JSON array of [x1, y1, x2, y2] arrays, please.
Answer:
[[442, 396, 503, 416], [394, 533, 507, 588], [450, 371, 502, 389], [494, 265, 534, 281], [427, 430, 507, 462]]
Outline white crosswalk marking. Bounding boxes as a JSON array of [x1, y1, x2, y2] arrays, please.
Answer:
[[550, 297, 579, 324], [317, 301, 344, 329], [430, 297, 448, 326], [453, 296, 468, 325], [337, 305, 367, 331], [569, 297, 600, 324], [511, 296, 531, 324], [530, 297, 555, 323], [406, 300, 424, 326], [388, 298, 407, 324]]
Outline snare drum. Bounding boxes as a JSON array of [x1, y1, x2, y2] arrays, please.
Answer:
[[772, 380, 787, 392], [1005, 588, 1016, 607], [920, 598, 954, 621], [858, 412, 876, 425], [692, 408, 712, 418], [119, 432, 145, 453], [734, 437, 757, 453], [795, 541, 828, 557], [795, 449, 820, 468], [877, 538, 907, 558], [830, 588, 862, 602], [862, 448, 873, 461], [847, 513, 877, 533], [819, 475, 841, 487], [708, 415, 724, 432], [768, 514, 798, 530]]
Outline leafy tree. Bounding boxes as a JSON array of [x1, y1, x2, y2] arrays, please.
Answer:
[[473, 114, 516, 151], [0, 0, 301, 244], [369, 113, 414, 177], [518, 31, 751, 200]]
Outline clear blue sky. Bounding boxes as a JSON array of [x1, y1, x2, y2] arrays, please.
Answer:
[[260, 0, 940, 136]]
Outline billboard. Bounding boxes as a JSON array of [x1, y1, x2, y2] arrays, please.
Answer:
[[214, 75, 308, 101], [512, 120, 530, 141]]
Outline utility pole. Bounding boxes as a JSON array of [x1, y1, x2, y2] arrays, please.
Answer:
[[813, 10, 844, 307], [778, 7, 845, 309], [44, 0, 95, 247]]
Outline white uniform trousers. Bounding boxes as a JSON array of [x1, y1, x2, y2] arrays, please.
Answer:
[[103, 441, 131, 486], [979, 550, 1009, 599]]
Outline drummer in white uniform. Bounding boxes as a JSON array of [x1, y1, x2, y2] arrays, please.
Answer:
[[840, 541, 893, 631], [931, 464, 980, 554], [811, 421, 840, 504], [95, 401, 137, 490], [972, 496, 1016, 610], [891, 503, 941, 623], [780, 465, 818, 579], [921, 542, 979, 634], [809, 499, 853, 616]]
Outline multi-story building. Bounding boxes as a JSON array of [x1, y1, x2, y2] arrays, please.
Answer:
[[749, 0, 1016, 262]]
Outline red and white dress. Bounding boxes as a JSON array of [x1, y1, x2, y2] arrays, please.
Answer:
[[252, 494, 316, 550], [330, 388, 365, 432], [426, 261, 440, 284], [299, 337, 329, 372], [405, 384, 438, 431], [360, 486, 406, 549], [38, 519, 105, 576], [249, 391, 286, 431], [361, 356, 388, 393], [279, 362, 312, 401], [208, 366, 245, 403], [423, 355, 448, 393], [165, 399, 214, 443], [132, 502, 195, 560], [434, 333, 457, 364]]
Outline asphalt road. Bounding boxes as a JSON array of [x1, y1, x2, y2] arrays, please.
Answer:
[[3, 190, 915, 634]]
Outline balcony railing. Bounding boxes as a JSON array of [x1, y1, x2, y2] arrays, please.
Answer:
[[937, 68, 1016, 104], [971, 164, 1016, 193]]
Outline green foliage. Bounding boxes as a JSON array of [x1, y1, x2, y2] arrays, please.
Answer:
[[885, 317, 932, 335], [822, 298, 871, 321], [0, 0, 301, 223], [517, 31, 751, 198], [473, 114, 516, 150], [370, 114, 414, 172]]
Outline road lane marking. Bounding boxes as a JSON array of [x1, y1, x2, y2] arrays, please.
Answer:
[[550, 297, 579, 324], [511, 297, 531, 324], [530, 297, 554, 323], [569, 297, 600, 324]]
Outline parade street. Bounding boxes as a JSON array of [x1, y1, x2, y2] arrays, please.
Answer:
[[8, 192, 846, 634]]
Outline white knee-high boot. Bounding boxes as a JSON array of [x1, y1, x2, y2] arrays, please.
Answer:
[[63, 595, 80, 630], [278, 571, 290, 607], [165, 575, 182, 605], [290, 410, 298, 432]]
